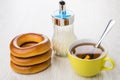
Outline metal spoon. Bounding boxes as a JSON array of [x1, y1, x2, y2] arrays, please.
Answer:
[[84, 19, 115, 59], [95, 19, 115, 48]]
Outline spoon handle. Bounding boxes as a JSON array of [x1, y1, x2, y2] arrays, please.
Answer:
[[95, 19, 115, 48]]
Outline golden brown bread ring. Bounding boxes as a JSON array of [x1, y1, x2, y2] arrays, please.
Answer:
[[10, 33, 51, 58], [10, 49, 52, 66], [10, 59, 51, 74]]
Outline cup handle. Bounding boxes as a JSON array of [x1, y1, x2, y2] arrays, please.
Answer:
[[102, 56, 115, 71]]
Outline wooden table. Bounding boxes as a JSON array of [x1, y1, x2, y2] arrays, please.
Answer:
[[0, 0, 120, 80]]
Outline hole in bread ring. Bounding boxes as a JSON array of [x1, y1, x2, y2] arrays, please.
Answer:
[[10, 33, 51, 58]]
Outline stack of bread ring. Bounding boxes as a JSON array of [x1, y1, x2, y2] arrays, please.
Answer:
[[10, 33, 52, 74]]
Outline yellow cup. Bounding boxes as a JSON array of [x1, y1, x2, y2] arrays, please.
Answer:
[[68, 39, 115, 77]]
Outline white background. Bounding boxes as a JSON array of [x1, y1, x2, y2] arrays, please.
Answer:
[[0, 0, 120, 80]]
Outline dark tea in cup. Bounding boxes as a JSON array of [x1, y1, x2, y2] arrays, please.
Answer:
[[70, 43, 104, 59]]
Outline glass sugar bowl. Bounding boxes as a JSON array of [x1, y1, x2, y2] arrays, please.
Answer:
[[52, 0, 77, 57]]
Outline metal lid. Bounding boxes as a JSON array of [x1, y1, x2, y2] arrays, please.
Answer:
[[52, 0, 74, 26]]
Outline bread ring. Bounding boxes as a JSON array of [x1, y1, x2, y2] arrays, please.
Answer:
[[10, 33, 51, 58], [10, 59, 51, 74], [10, 49, 52, 66]]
